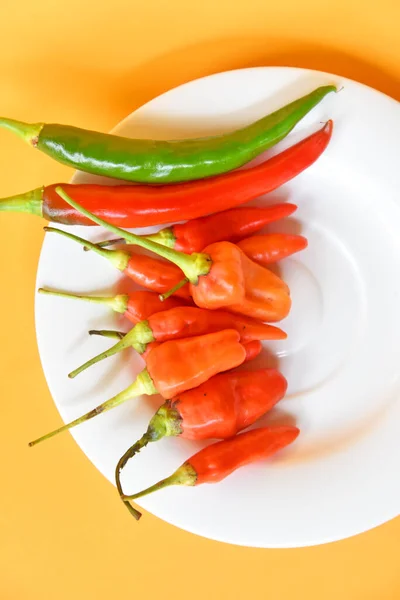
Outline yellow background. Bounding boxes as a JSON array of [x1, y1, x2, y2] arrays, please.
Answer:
[[0, 1, 399, 598]]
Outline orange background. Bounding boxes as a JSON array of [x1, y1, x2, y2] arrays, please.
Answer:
[[0, 1, 399, 598]]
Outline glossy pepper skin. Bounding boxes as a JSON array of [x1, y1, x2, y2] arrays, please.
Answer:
[[38, 288, 186, 324], [0, 87, 335, 183], [43, 227, 192, 300], [123, 253, 191, 299], [229, 249, 291, 322], [237, 233, 308, 264], [188, 241, 291, 321], [146, 329, 245, 399], [67, 305, 286, 378], [120, 426, 300, 518], [173, 368, 287, 440], [28, 329, 247, 447], [0, 120, 333, 226]]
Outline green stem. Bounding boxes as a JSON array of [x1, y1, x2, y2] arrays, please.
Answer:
[[28, 369, 157, 446], [86, 227, 175, 252], [84, 237, 126, 251], [121, 463, 197, 501], [55, 186, 211, 284], [115, 403, 182, 519], [159, 277, 189, 301], [68, 321, 154, 379], [145, 227, 176, 248], [0, 187, 43, 217], [89, 329, 125, 340], [44, 226, 129, 271], [0, 117, 44, 145], [38, 288, 129, 314]]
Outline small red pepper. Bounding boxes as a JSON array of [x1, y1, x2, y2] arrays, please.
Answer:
[[186, 240, 291, 321], [38, 288, 186, 324], [93, 203, 297, 254], [28, 329, 247, 446], [43, 228, 192, 300], [86, 332, 262, 364], [0, 120, 333, 226], [120, 426, 299, 519], [67, 305, 286, 379], [237, 233, 308, 264]]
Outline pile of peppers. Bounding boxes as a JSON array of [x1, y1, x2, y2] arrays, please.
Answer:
[[0, 84, 337, 520]]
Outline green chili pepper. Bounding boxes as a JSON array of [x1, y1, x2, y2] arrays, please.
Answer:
[[0, 86, 335, 183]]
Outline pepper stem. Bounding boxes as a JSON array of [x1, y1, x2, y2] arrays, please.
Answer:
[[87, 226, 175, 252], [0, 117, 44, 145], [121, 463, 197, 501], [89, 329, 125, 340], [38, 288, 129, 314], [68, 321, 154, 379], [44, 227, 130, 271], [115, 434, 151, 520], [145, 227, 176, 248], [115, 403, 183, 518], [159, 277, 189, 301], [0, 187, 43, 217], [55, 186, 211, 284], [28, 368, 157, 446], [84, 237, 126, 251]]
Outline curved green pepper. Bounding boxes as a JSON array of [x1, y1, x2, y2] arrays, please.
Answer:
[[0, 85, 335, 183]]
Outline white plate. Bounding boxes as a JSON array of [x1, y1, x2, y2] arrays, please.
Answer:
[[35, 67, 400, 548]]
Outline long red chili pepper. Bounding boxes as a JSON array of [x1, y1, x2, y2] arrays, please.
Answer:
[[92, 204, 297, 254], [67, 306, 286, 379], [38, 288, 186, 324], [49, 192, 292, 322], [28, 329, 246, 446], [0, 121, 332, 227], [120, 426, 299, 519], [237, 233, 308, 264]]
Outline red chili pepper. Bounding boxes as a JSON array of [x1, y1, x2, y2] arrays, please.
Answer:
[[120, 426, 299, 518], [29, 329, 247, 447], [237, 233, 308, 264], [86, 333, 262, 365], [38, 288, 186, 324], [151, 204, 298, 252], [98, 204, 297, 253], [43, 228, 192, 300], [68, 306, 286, 379], [184, 240, 291, 321], [0, 121, 333, 227]]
